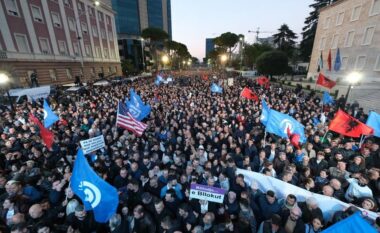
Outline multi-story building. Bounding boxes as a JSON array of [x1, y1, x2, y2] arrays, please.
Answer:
[[0, 0, 121, 86], [308, 0, 380, 83], [205, 38, 215, 58], [112, 0, 172, 72]]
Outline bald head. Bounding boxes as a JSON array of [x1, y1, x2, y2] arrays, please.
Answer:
[[29, 204, 43, 219]]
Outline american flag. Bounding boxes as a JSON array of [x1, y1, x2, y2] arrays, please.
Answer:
[[116, 102, 147, 136]]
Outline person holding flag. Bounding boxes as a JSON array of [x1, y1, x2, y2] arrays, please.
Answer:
[[211, 83, 223, 93]]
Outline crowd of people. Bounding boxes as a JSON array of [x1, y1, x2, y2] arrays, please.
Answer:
[[0, 73, 379, 233]]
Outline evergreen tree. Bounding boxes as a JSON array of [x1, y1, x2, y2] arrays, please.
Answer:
[[273, 24, 297, 57], [300, 0, 337, 61]]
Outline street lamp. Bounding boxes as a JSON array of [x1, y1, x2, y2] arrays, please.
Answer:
[[161, 55, 169, 69], [140, 38, 145, 72], [0, 73, 14, 111], [94, 0, 100, 6], [344, 72, 362, 107]]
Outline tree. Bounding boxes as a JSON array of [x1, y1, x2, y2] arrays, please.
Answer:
[[141, 27, 169, 70], [243, 43, 273, 69], [164, 40, 191, 69], [214, 32, 240, 65], [273, 24, 297, 57], [256, 50, 289, 77], [300, 0, 338, 61]]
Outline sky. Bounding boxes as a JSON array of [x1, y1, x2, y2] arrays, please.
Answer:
[[171, 0, 314, 61]]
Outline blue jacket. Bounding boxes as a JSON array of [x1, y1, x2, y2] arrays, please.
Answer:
[[257, 194, 281, 220], [160, 184, 183, 200]]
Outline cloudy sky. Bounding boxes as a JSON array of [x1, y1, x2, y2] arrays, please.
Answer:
[[171, 0, 314, 60]]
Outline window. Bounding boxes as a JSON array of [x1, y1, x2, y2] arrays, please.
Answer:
[[5, 0, 19, 16], [110, 49, 115, 58], [66, 68, 72, 79], [331, 34, 339, 49], [77, 1, 84, 12], [73, 42, 80, 56], [49, 69, 57, 81], [85, 44, 91, 56], [319, 37, 326, 50], [336, 12, 345, 26], [108, 31, 113, 41], [92, 26, 98, 37], [88, 6, 94, 16], [341, 56, 349, 70], [39, 38, 51, 54], [91, 67, 95, 75], [323, 17, 331, 29], [351, 5, 361, 21], [15, 34, 30, 53], [370, 0, 380, 16], [51, 12, 61, 28], [68, 18, 76, 31], [31, 5, 43, 22], [374, 55, 380, 71], [355, 56, 366, 70], [58, 41, 67, 55], [104, 48, 108, 58], [101, 29, 106, 39], [362, 26, 375, 45], [106, 15, 110, 24], [63, 0, 71, 7], [96, 47, 101, 57], [108, 67, 112, 73], [344, 31, 355, 47], [81, 22, 88, 34], [98, 12, 103, 21]]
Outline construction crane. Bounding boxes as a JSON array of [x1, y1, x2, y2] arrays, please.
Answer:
[[248, 27, 275, 43]]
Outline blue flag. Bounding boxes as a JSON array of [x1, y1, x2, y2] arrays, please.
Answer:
[[70, 149, 118, 223], [322, 212, 376, 233], [366, 111, 380, 137], [260, 99, 270, 126], [43, 99, 59, 128], [266, 109, 306, 143], [155, 74, 163, 86], [312, 117, 321, 126], [211, 83, 223, 93], [125, 89, 151, 121], [323, 91, 334, 105], [334, 48, 341, 71]]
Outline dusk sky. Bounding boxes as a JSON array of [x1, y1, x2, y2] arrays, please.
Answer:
[[171, 0, 314, 61]]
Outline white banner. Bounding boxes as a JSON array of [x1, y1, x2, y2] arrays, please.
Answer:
[[228, 78, 234, 86], [236, 169, 377, 221], [189, 183, 226, 203], [240, 71, 257, 77], [8, 86, 50, 101], [80, 135, 105, 155]]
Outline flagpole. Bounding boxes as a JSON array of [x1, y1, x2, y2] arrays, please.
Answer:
[[263, 130, 267, 147], [359, 135, 366, 148], [321, 130, 329, 142]]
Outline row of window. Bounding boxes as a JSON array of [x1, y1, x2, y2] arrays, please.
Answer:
[[323, 0, 380, 29], [13, 33, 116, 59], [319, 25, 376, 50], [4, 0, 112, 24], [47, 66, 118, 81], [339, 54, 380, 72]]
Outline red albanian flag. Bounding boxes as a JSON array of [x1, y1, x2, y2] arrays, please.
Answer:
[[241, 87, 259, 102], [257, 76, 269, 86], [317, 73, 336, 89], [29, 113, 54, 149], [329, 109, 374, 137], [287, 127, 301, 150]]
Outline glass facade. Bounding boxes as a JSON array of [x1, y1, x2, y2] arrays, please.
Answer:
[[147, 0, 163, 29], [205, 38, 215, 57], [167, 0, 172, 38], [112, 0, 140, 35]]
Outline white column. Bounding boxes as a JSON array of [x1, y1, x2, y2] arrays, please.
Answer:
[[58, 0, 74, 56], [95, 9, 104, 60], [0, 2, 16, 51], [85, 5, 96, 59], [72, 0, 86, 57], [19, 1, 41, 54], [103, 14, 110, 61], [110, 16, 119, 61], [40, 0, 59, 55]]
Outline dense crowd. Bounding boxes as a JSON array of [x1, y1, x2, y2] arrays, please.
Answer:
[[0, 73, 379, 233]]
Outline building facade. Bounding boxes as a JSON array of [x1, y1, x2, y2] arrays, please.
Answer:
[[308, 0, 380, 83], [0, 0, 121, 86], [112, 0, 172, 72], [205, 38, 215, 58]]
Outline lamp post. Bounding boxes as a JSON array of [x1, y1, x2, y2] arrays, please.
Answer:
[[220, 54, 228, 69], [0, 73, 14, 112], [161, 55, 169, 70], [344, 72, 361, 108], [140, 38, 145, 72]]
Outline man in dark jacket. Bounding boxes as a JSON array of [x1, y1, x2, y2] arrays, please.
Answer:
[[131, 205, 156, 233], [281, 206, 305, 233], [258, 190, 282, 221]]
